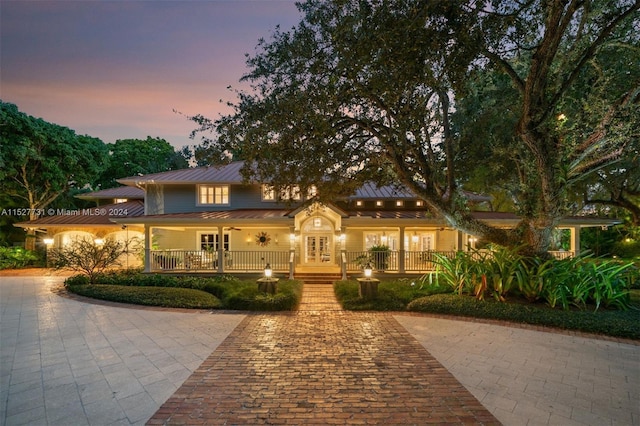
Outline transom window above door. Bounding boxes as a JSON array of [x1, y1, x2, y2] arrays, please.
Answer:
[[198, 185, 229, 205]]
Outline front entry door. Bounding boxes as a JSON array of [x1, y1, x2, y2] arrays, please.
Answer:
[[305, 235, 331, 264]]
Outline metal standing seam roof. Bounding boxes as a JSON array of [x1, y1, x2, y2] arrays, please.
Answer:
[[117, 161, 248, 186], [114, 161, 493, 203], [13, 201, 145, 227], [350, 182, 416, 199], [75, 186, 145, 200]]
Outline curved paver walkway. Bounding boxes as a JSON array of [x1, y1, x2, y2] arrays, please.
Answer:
[[147, 285, 499, 425]]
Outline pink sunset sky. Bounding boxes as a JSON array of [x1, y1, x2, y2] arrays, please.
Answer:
[[0, 0, 301, 148]]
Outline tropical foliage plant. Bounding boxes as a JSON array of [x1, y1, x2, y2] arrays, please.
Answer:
[[0, 246, 40, 269], [433, 246, 634, 311]]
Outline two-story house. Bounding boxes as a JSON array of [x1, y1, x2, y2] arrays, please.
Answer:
[[18, 161, 619, 278]]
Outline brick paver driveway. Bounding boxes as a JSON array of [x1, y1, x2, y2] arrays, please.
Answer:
[[147, 285, 499, 425]]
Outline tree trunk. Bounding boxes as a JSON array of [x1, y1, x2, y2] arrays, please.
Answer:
[[24, 228, 37, 251]]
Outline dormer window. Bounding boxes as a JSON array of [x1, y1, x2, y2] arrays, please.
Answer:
[[280, 185, 301, 201], [356, 200, 363, 207], [396, 200, 404, 207], [416, 200, 424, 207], [262, 185, 276, 201], [114, 198, 127, 204], [198, 185, 229, 205], [307, 185, 318, 198], [375, 200, 383, 207]]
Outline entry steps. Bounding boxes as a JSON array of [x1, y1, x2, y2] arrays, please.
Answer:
[[293, 272, 342, 285]]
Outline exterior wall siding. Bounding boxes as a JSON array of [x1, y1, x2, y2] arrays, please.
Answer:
[[152, 227, 292, 252], [161, 184, 290, 213]]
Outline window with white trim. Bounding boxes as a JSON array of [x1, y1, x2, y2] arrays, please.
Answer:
[[198, 185, 229, 205], [199, 233, 229, 251]]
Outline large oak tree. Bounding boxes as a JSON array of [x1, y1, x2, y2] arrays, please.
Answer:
[[193, 0, 639, 257]]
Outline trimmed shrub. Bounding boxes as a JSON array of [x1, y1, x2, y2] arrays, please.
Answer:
[[65, 274, 90, 286], [407, 293, 640, 340], [69, 284, 222, 309], [65, 270, 302, 311], [334, 279, 441, 311], [223, 279, 302, 311]]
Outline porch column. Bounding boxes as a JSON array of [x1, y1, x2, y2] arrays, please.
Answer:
[[398, 227, 406, 273], [217, 225, 224, 273], [570, 227, 580, 256], [457, 231, 464, 252], [144, 226, 151, 273], [340, 227, 347, 280], [289, 227, 296, 279]]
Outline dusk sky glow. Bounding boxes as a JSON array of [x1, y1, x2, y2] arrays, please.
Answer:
[[1, 0, 301, 148]]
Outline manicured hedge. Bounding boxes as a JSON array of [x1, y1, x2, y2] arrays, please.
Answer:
[[65, 270, 303, 311], [408, 294, 640, 340], [70, 284, 222, 309]]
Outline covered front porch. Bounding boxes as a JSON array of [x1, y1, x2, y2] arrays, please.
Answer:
[[146, 248, 576, 277], [118, 203, 597, 279]]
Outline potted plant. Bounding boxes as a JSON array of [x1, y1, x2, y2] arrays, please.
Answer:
[[369, 245, 390, 271]]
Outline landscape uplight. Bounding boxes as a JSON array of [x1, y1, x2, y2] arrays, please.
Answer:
[[264, 263, 272, 278], [363, 263, 373, 279]]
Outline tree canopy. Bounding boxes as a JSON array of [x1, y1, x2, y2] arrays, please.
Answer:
[[0, 101, 108, 248], [97, 137, 190, 189], [0, 103, 192, 247], [193, 0, 639, 257]]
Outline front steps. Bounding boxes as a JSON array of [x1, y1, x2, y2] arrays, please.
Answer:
[[294, 272, 343, 285]]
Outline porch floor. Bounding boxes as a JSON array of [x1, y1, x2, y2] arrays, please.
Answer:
[[147, 284, 498, 425]]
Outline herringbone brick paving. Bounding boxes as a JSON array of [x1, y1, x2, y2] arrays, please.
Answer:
[[147, 284, 500, 425]]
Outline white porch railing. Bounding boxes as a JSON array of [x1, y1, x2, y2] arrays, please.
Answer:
[[150, 250, 290, 273], [150, 249, 577, 274]]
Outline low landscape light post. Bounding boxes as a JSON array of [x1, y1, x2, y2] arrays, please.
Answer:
[[357, 262, 379, 300], [257, 262, 278, 294]]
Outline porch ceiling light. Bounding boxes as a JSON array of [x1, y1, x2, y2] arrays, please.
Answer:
[[43, 238, 54, 246], [94, 238, 104, 245], [264, 263, 272, 278]]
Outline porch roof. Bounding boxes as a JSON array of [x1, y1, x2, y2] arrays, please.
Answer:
[[13, 201, 144, 228], [114, 208, 291, 225]]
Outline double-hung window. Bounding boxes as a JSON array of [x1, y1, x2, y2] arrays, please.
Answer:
[[198, 185, 229, 205]]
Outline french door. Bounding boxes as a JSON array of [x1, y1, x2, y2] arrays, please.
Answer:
[[304, 234, 331, 264]]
